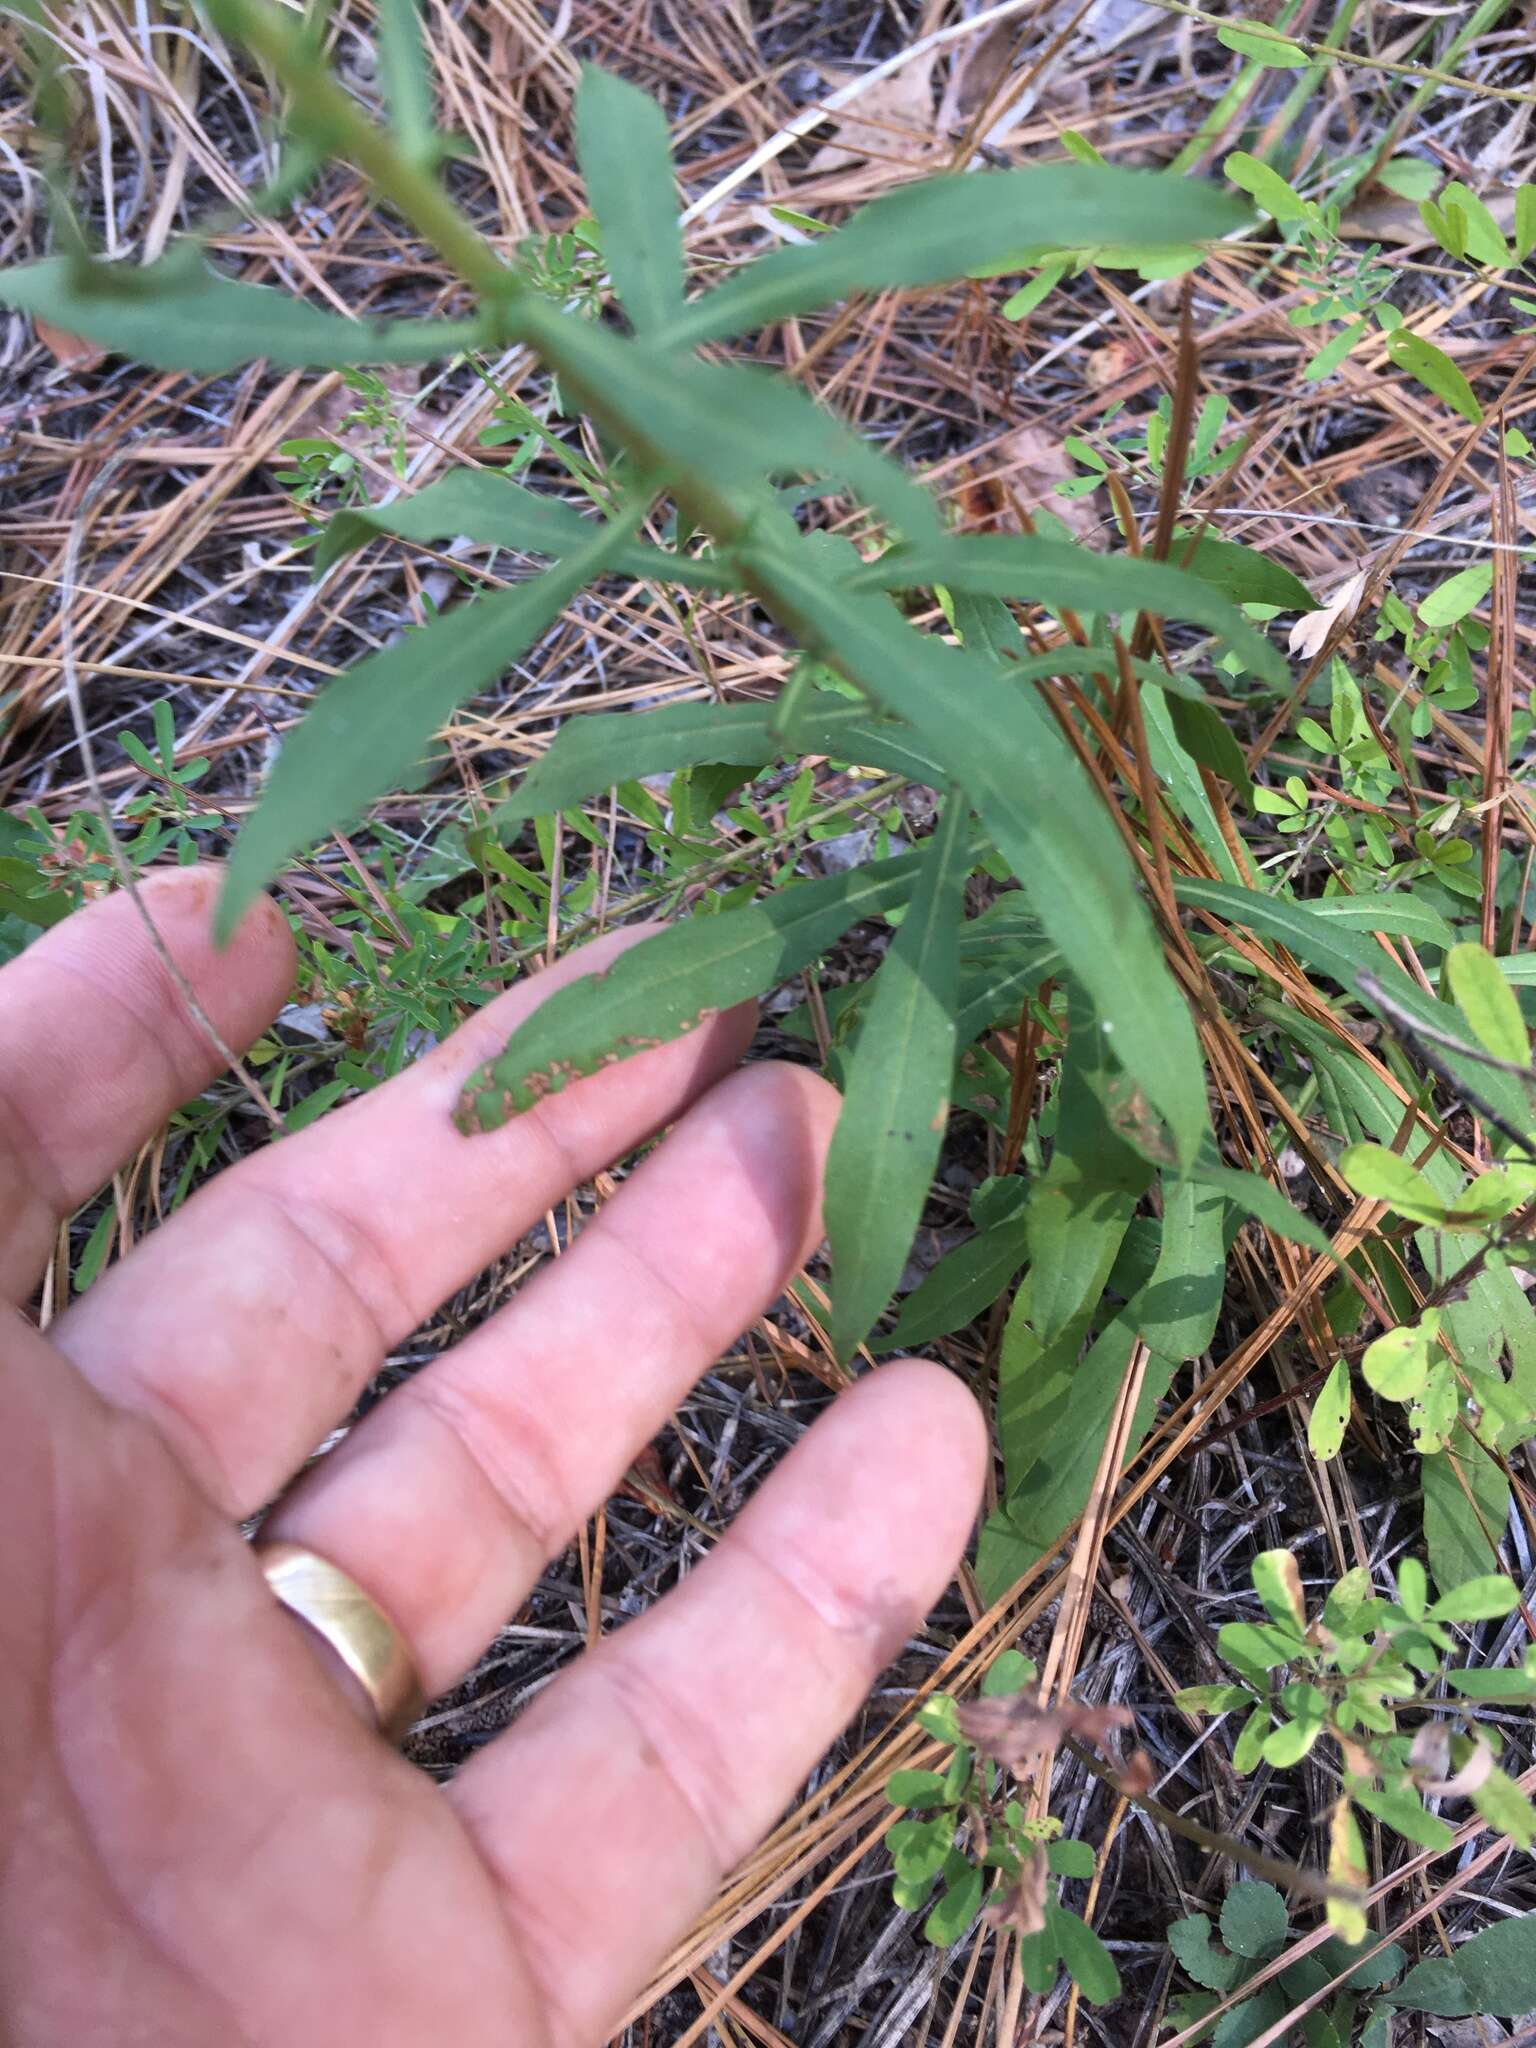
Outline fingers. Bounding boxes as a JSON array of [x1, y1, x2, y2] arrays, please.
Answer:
[[264, 1061, 839, 1693], [451, 1362, 987, 2048], [0, 870, 295, 1301], [54, 924, 754, 1517]]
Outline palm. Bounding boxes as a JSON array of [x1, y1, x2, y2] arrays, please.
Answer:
[[1, 870, 981, 2047]]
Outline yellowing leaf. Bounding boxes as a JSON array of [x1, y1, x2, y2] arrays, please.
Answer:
[[1326, 1799, 1368, 1944]]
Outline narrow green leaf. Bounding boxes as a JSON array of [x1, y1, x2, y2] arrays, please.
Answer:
[[1166, 695, 1255, 802], [376, 0, 437, 167], [1309, 1358, 1351, 1459], [314, 471, 592, 573], [1387, 331, 1484, 424], [218, 506, 642, 939], [825, 796, 969, 1361], [1179, 877, 1534, 1140], [656, 164, 1248, 349], [1424, 1425, 1511, 1596], [0, 253, 488, 373], [859, 531, 1287, 688], [1427, 1573, 1519, 1622], [744, 557, 1210, 1161], [1446, 941, 1530, 1066], [1191, 1157, 1335, 1259], [1306, 317, 1368, 382], [1233, 1705, 1270, 1773], [1175, 1683, 1256, 1714], [493, 696, 946, 827], [1001, 260, 1068, 320], [574, 67, 684, 336], [1224, 150, 1310, 222], [884, 1213, 1030, 1350], [454, 846, 925, 1129], [1517, 185, 1536, 263]]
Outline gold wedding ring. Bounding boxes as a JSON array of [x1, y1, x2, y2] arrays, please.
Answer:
[[257, 1540, 426, 1744]]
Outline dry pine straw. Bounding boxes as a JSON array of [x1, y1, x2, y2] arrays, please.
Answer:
[[3, 1, 1536, 2041]]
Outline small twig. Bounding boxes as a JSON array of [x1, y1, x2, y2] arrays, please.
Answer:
[[60, 457, 280, 1129]]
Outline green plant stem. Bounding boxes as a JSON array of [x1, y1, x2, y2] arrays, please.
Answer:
[[1166, 0, 1307, 175]]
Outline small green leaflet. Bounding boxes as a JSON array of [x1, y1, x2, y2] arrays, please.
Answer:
[[1338, 1142, 1446, 1223], [653, 164, 1249, 350], [1309, 1359, 1351, 1460], [1387, 331, 1484, 424], [1224, 150, 1310, 223], [217, 503, 645, 940], [1445, 940, 1530, 1067], [574, 67, 684, 337], [1048, 1903, 1121, 2004], [1216, 22, 1310, 65], [1419, 560, 1495, 630], [824, 796, 969, 1362], [454, 847, 926, 1128], [0, 252, 490, 373]]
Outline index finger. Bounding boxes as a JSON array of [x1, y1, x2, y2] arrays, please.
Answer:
[[0, 869, 295, 1301]]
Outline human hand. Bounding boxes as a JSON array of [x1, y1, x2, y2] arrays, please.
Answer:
[[0, 869, 984, 2046]]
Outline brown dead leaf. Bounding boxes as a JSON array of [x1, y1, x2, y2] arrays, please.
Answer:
[[983, 1841, 1050, 1936], [33, 316, 106, 373], [938, 16, 1020, 134], [1412, 1727, 1494, 1798], [1085, 339, 1140, 389], [1287, 567, 1368, 660], [284, 363, 422, 451], [1116, 1748, 1155, 1798], [809, 55, 938, 173], [953, 425, 1101, 540], [956, 1692, 1135, 1772]]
